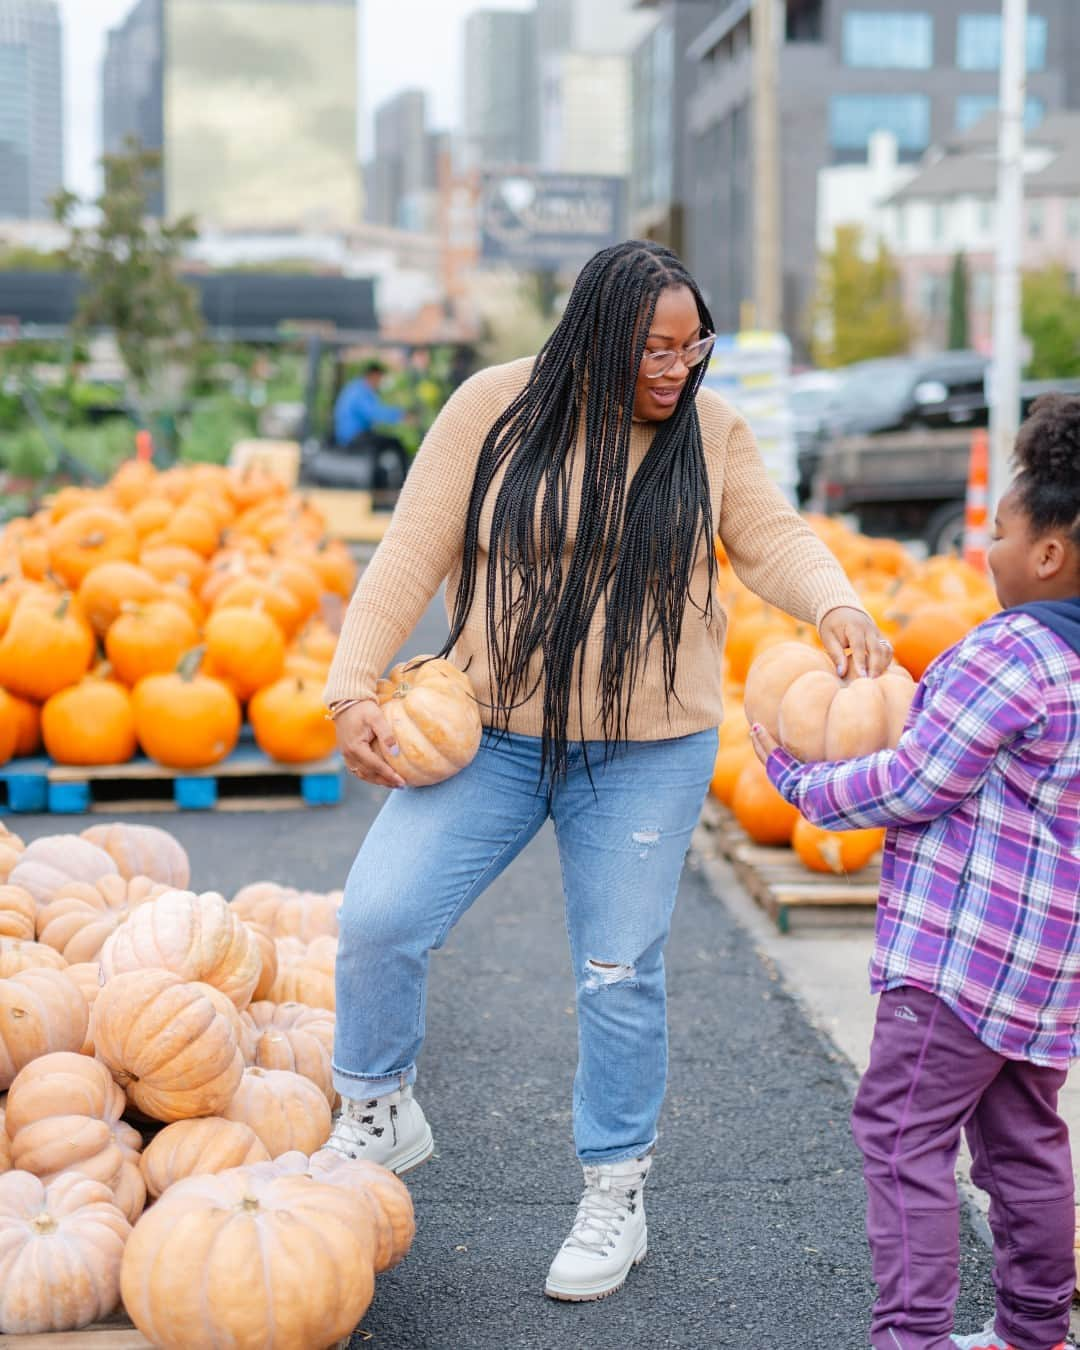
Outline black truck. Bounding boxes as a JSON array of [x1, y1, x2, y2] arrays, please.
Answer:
[[800, 351, 1080, 553]]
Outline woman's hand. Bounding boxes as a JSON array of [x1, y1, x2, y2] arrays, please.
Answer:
[[819, 606, 894, 680], [334, 700, 407, 789]]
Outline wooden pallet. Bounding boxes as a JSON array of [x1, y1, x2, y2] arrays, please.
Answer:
[[0, 1320, 353, 1348], [0, 744, 345, 815], [700, 798, 881, 933]]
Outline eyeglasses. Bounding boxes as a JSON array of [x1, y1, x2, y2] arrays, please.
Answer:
[[641, 333, 715, 380]]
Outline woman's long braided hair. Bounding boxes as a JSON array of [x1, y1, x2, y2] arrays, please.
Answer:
[[440, 240, 718, 779]]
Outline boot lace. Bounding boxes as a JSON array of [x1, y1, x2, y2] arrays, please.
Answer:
[[561, 1167, 643, 1257], [329, 1097, 398, 1153]]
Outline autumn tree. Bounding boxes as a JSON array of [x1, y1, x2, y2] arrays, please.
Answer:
[[947, 251, 970, 350], [811, 226, 911, 368], [1021, 264, 1080, 379]]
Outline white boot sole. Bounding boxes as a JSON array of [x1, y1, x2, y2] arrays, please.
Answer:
[[543, 1231, 648, 1302], [384, 1123, 435, 1176]]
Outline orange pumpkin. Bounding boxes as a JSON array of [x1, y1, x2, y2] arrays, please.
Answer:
[[892, 604, 973, 680], [791, 818, 885, 875], [76, 561, 162, 637], [0, 691, 22, 769], [0, 594, 95, 701], [48, 507, 138, 588], [9, 696, 41, 757], [109, 460, 157, 510], [203, 605, 286, 702], [213, 575, 304, 639], [138, 543, 208, 593], [163, 501, 221, 559], [105, 600, 200, 687], [41, 677, 137, 766], [131, 650, 241, 769], [248, 676, 337, 763], [128, 497, 174, 539], [709, 742, 755, 808], [730, 758, 800, 847], [375, 656, 482, 786]]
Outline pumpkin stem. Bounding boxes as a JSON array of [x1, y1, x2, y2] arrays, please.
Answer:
[[393, 683, 411, 699], [176, 646, 206, 682], [52, 593, 71, 621], [31, 1214, 59, 1236], [240, 1195, 261, 1213]]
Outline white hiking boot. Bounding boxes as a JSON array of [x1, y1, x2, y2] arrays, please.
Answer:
[[324, 1084, 434, 1175], [544, 1154, 652, 1302]]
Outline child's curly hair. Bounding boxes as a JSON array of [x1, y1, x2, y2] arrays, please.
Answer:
[[1013, 395, 1080, 561]]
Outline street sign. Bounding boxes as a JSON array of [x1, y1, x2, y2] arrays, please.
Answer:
[[479, 171, 626, 269], [701, 331, 797, 503]]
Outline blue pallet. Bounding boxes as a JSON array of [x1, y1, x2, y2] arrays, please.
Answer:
[[0, 744, 345, 815]]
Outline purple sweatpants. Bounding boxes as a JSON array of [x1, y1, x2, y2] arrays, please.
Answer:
[[852, 986, 1075, 1350]]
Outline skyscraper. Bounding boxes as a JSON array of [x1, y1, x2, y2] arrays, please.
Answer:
[[367, 89, 431, 229], [102, 0, 164, 214], [0, 0, 63, 219], [463, 9, 538, 170]]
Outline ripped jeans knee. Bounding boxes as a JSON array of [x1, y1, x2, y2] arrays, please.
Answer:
[[583, 956, 639, 992]]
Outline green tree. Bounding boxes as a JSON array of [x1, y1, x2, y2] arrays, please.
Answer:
[[52, 138, 203, 436], [811, 225, 911, 368], [1021, 264, 1080, 379], [947, 251, 970, 350]]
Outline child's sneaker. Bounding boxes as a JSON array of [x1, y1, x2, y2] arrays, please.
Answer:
[[544, 1155, 651, 1302], [951, 1320, 1069, 1349], [323, 1084, 434, 1174]]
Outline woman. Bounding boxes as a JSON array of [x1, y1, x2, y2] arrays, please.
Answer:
[[323, 240, 889, 1302]]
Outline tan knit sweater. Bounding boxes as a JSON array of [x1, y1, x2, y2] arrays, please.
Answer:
[[324, 357, 863, 741]]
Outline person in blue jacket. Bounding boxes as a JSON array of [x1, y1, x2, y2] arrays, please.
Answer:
[[333, 357, 406, 449]]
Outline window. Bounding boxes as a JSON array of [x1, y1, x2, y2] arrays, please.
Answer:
[[973, 270, 994, 311], [843, 12, 932, 69], [932, 203, 947, 244], [829, 94, 931, 156], [955, 95, 1047, 132], [956, 14, 1048, 71], [1028, 201, 1045, 239], [1066, 199, 1080, 240], [978, 199, 995, 236], [919, 273, 947, 317]]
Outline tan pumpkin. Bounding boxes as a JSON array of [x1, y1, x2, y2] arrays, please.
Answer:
[[120, 1168, 375, 1350], [0, 886, 36, 942], [248, 921, 279, 1001], [40, 676, 138, 766], [64, 962, 103, 1055], [268, 935, 337, 1010], [90, 969, 243, 1122], [375, 655, 482, 786], [231, 882, 341, 942], [140, 1117, 270, 1199], [0, 939, 68, 978], [0, 593, 95, 701], [249, 675, 338, 763], [100, 889, 261, 1008], [223, 1066, 331, 1157], [308, 1149, 416, 1273], [778, 670, 916, 763], [0, 826, 26, 884], [203, 605, 286, 702], [36, 875, 167, 965], [75, 561, 162, 637], [7, 835, 118, 905], [0, 968, 89, 1089], [131, 649, 242, 769], [81, 822, 191, 889], [0, 1171, 130, 1334], [743, 642, 837, 739], [246, 1001, 335, 1103], [0, 1108, 9, 1174], [4, 1051, 123, 1137], [113, 1159, 146, 1225]]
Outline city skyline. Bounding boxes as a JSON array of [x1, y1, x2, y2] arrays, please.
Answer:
[[59, 0, 534, 203]]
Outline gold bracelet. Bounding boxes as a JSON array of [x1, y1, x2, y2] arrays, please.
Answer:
[[325, 699, 363, 722]]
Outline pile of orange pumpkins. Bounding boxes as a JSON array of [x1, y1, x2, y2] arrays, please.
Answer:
[[0, 819, 407, 1345], [711, 516, 1001, 876], [0, 459, 358, 771]]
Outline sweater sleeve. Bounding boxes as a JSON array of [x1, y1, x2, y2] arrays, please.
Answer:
[[715, 414, 863, 627], [322, 369, 500, 705]]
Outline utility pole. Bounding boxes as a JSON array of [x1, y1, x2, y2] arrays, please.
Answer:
[[989, 0, 1027, 509], [751, 0, 782, 332]]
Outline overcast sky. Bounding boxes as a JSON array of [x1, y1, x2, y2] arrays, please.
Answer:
[[59, 0, 533, 200]]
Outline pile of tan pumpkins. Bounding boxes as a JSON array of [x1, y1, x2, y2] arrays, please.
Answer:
[[0, 459, 358, 770], [0, 819, 408, 1346], [711, 515, 1001, 876]]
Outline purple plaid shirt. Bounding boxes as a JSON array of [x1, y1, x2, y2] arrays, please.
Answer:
[[767, 611, 1080, 1067]]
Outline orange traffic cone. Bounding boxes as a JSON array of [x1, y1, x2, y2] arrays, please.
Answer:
[[134, 429, 154, 464], [963, 428, 990, 571]]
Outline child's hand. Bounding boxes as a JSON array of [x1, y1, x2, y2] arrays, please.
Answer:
[[749, 722, 778, 766]]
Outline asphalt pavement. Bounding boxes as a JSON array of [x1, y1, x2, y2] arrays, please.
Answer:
[[10, 595, 996, 1349]]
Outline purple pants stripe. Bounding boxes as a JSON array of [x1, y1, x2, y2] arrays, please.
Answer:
[[852, 986, 1074, 1350]]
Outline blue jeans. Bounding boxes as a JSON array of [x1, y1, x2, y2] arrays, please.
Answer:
[[333, 727, 717, 1163]]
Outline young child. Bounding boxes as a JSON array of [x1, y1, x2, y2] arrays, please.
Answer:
[[751, 394, 1080, 1350]]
